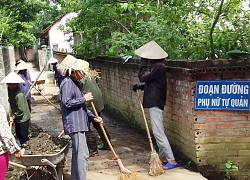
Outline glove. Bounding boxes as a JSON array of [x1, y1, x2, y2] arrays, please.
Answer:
[[132, 84, 142, 92]]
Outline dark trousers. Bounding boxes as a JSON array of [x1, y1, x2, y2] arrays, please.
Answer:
[[15, 119, 30, 145], [86, 130, 98, 156], [92, 112, 102, 130], [91, 112, 111, 147]]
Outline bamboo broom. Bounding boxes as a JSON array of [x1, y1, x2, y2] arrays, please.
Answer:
[[90, 101, 144, 180], [136, 91, 165, 176]]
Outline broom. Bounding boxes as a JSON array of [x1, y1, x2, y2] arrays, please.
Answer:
[[136, 91, 165, 176], [90, 101, 144, 180]]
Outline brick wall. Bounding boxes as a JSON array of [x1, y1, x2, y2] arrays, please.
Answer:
[[53, 51, 250, 177], [88, 57, 147, 129], [165, 59, 250, 176], [15, 47, 34, 62], [165, 68, 197, 163]]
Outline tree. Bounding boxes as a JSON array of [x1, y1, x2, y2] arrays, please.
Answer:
[[0, 0, 63, 54], [45, 0, 250, 60]]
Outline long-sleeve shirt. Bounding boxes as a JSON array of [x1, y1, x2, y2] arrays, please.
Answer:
[[138, 60, 167, 110], [17, 70, 31, 100], [0, 105, 21, 155], [8, 86, 31, 123], [60, 76, 95, 135], [80, 76, 104, 113]]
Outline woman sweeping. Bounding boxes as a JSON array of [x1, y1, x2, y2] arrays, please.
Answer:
[[133, 41, 179, 171]]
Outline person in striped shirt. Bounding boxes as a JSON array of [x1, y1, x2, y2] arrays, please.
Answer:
[[58, 55, 103, 180]]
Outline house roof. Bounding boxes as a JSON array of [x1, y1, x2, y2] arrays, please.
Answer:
[[39, 12, 70, 38]]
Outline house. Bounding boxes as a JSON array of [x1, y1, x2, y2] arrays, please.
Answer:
[[39, 12, 78, 57]]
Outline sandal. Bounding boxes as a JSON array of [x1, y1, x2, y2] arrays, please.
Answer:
[[164, 162, 180, 170]]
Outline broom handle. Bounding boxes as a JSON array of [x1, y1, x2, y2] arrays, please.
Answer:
[[136, 91, 155, 152], [25, 59, 48, 98], [32, 83, 61, 111], [91, 101, 131, 174], [90, 101, 119, 159]]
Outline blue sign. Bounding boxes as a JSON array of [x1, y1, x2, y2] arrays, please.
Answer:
[[195, 80, 250, 110]]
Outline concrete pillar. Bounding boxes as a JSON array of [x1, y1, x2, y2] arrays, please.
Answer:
[[2, 45, 15, 73], [0, 45, 15, 112], [38, 45, 48, 71]]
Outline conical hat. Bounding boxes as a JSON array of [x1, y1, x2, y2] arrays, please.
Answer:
[[15, 60, 32, 70], [48, 57, 58, 64], [57, 55, 89, 75], [75, 59, 89, 72], [134, 40, 168, 59], [1, 71, 25, 83]]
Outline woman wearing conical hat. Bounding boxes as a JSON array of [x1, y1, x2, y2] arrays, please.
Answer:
[[48, 57, 64, 87], [133, 41, 179, 170], [58, 55, 103, 180], [1, 71, 31, 149], [15, 60, 32, 112]]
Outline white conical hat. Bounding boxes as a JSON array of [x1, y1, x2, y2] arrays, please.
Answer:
[[48, 57, 58, 64], [75, 59, 89, 72], [134, 40, 168, 59], [1, 71, 25, 83], [15, 60, 32, 70], [57, 55, 89, 75]]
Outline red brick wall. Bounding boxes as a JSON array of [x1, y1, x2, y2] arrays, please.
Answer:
[[165, 69, 197, 163], [164, 59, 250, 176]]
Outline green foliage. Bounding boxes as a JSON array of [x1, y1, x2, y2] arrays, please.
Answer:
[[25, 0, 250, 60], [225, 160, 238, 178], [0, 0, 63, 48], [226, 160, 238, 170]]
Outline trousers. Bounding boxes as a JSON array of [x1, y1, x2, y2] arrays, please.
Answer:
[[15, 119, 30, 145], [0, 152, 9, 180], [70, 132, 89, 180], [149, 107, 175, 162]]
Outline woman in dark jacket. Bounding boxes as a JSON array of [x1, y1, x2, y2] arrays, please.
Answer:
[[133, 41, 179, 170]]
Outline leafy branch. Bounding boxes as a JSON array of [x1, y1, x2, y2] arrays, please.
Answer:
[[0, 11, 12, 43], [209, 0, 224, 59]]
